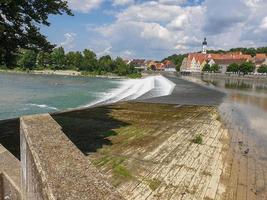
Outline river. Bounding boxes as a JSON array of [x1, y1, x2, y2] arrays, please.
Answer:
[[0, 72, 174, 120]]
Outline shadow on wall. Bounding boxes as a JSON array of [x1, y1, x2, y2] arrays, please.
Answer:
[[0, 118, 20, 159], [52, 105, 130, 156]]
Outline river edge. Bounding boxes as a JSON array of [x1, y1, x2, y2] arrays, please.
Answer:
[[180, 74, 267, 199], [0, 69, 142, 79], [183, 72, 267, 81]]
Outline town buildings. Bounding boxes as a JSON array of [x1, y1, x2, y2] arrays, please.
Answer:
[[126, 59, 176, 72], [180, 38, 267, 73]]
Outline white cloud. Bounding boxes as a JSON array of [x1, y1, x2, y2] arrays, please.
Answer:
[[59, 33, 76, 50], [260, 17, 267, 30], [112, 0, 134, 6], [82, 0, 267, 59], [67, 0, 102, 13], [158, 0, 186, 5], [90, 2, 204, 59], [167, 14, 188, 30], [97, 46, 112, 57]]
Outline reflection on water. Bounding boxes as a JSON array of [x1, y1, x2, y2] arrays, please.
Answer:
[[202, 77, 267, 92], [229, 93, 267, 111], [201, 77, 267, 112]]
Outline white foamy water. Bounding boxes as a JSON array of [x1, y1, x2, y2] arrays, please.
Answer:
[[27, 103, 59, 111], [85, 75, 175, 107]]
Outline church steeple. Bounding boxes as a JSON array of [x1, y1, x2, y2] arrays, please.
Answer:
[[202, 37, 207, 54]]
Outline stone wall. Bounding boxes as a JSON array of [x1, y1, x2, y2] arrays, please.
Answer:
[[0, 145, 21, 200], [20, 114, 123, 200]]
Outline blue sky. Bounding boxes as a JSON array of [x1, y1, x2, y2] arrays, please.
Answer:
[[41, 0, 267, 60]]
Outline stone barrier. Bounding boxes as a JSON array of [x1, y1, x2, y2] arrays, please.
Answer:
[[0, 145, 21, 200], [20, 114, 123, 200]]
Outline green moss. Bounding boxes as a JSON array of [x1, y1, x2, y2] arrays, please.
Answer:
[[147, 178, 161, 191], [113, 165, 132, 178], [192, 135, 203, 145], [92, 155, 110, 167]]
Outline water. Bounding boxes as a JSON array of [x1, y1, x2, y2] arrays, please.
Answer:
[[199, 77, 267, 136], [0, 72, 175, 120], [0, 73, 121, 120]]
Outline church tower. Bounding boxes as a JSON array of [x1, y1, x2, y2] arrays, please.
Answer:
[[202, 37, 207, 54]]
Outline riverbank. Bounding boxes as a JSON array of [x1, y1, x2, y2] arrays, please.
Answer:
[[183, 72, 267, 81], [0, 69, 141, 79]]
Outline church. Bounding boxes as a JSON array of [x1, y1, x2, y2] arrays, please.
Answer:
[[180, 38, 253, 73]]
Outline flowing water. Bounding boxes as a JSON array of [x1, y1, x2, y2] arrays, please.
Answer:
[[0, 72, 174, 120]]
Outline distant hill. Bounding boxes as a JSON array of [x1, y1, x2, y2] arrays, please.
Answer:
[[207, 47, 267, 57]]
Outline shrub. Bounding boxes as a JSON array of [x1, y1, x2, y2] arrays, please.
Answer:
[[227, 63, 239, 73], [202, 64, 210, 72], [239, 62, 255, 74], [257, 65, 267, 73], [210, 64, 219, 72]]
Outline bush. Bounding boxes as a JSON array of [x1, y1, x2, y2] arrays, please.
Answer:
[[239, 62, 255, 74], [227, 63, 239, 73], [210, 64, 219, 72], [257, 65, 267, 73], [202, 64, 210, 72]]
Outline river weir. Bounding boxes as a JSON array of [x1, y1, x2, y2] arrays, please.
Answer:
[[0, 72, 266, 199]]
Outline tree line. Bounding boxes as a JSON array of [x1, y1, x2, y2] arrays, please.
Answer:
[[162, 54, 187, 71], [226, 63, 267, 74], [207, 47, 267, 57], [1, 47, 141, 77], [202, 62, 267, 74]]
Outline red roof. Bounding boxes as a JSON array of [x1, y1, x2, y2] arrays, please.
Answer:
[[255, 54, 266, 60], [188, 52, 252, 64]]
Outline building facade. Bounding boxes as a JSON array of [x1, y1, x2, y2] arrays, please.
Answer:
[[180, 38, 265, 73]]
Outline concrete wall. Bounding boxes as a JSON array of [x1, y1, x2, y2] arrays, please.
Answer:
[[0, 145, 22, 200], [20, 114, 123, 200]]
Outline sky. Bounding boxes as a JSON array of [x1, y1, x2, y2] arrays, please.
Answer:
[[41, 0, 267, 60]]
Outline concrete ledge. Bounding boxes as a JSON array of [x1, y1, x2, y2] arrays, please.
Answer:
[[0, 145, 21, 200], [20, 114, 123, 200]]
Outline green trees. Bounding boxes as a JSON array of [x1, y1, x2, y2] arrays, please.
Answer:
[[162, 54, 187, 71], [17, 50, 37, 70], [81, 49, 98, 71], [36, 52, 51, 69], [210, 64, 219, 72], [202, 64, 219, 72], [257, 65, 267, 73], [51, 47, 65, 69], [227, 63, 239, 73], [239, 62, 255, 75], [0, 0, 72, 67], [114, 57, 129, 76], [202, 64, 210, 72], [227, 62, 255, 74], [207, 47, 267, 57], [8, 46, 139, 77], [98, 55, 114, 73], [65, 51, 83, 70]]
